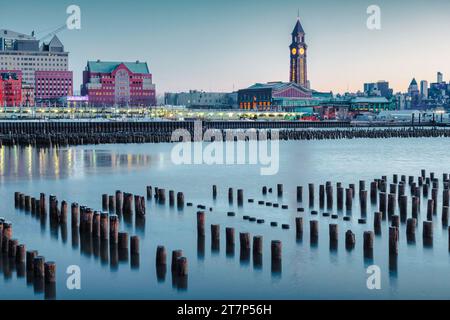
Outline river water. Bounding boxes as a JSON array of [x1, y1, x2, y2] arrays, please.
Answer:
[[1, 138, 450, 300]]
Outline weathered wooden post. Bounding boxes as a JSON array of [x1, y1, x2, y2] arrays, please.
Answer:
[[271, 240, 282, 273], [337, 187, 344, 210], [363, 231, 374, 258], [345, 230, 355, 250], [146, 186, 153, 200], [309, 183, 314, 207], [130, 236, 140, 256], [177, 192, 184, 208], [108, 195, 115, 214], [228, 188, 233, 203], [345, 188, 353, 211], [399, 195, 407, 221], [211, 224, 220, 251], [115, 190, 123, 215], [388, 193, 396, 217], [109, 215, 119, 244], [197, 211, 205, 237], [374, 212, 382, 235], [370, 181, 377, 203], [412, 196, 419, 219], [427, 199, 434, 221], [319, 185, 325, 208], [443, 206, 449, 226], [44, 261, 56, 283], [310, 220, 319, 242], [102, 194, 108, 211], [360, 190, 367, 214], [326, 185, 333, 210], [423, 221, 433, 245], [33, 256, 45, 279], [406, 218, 416, 240], [297, 186, 303, 202], [71, 203, 79, 228], [277, 184, 283, 197], [389, 227, 399, 256], [329, 224, 338, 248], [237, 189, 244, 206]]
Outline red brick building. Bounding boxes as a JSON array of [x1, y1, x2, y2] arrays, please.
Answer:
[[0, 70, 22, 107], [35, 71, 73, 103], [81, 60, 156, 107]]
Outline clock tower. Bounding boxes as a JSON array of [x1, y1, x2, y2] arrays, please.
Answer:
[[289, 16, 308, 88]]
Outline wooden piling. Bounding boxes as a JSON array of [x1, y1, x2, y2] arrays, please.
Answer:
[[297, 186, 303, 202], [345, 230, 355, 250], [130, 236, 140, 255], [109, 215, 119, 244], [197, 211, 205, 237], [33, 256, 45, 278], [156, 245, 167, 266], [389, 227, 399, 255], [44, 262, 56, 283]]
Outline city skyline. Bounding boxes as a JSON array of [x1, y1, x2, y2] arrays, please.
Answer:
[[1, 0, 450, 95]]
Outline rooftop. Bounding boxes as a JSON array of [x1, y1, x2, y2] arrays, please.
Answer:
[[87, 61, 150, 74]]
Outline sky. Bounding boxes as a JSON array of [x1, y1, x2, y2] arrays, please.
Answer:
[[1, 0, 450, 96]]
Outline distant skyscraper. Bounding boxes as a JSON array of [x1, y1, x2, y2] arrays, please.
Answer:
[[408, 78, 420, 109], [364, 81, 393, 98], [437, 72, 443, 83], [420, 80, 428, 99], [289, 16, 308, 88]]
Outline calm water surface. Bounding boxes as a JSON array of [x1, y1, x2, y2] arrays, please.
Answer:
[[1, 138, 450, 300]]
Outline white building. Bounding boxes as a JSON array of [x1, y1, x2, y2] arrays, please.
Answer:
[[0, 29, 69, 86]]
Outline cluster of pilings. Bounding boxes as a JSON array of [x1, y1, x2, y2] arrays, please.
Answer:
[[287, 170, 450, 265], [15, 192, 142, 270], [101, 191, 147, 218], [196, 207, 283, 273], [146, 186, 185, 209], [155, 245, 189, 290], [0, 217, 56, 299], [1, 123, 450, 147]]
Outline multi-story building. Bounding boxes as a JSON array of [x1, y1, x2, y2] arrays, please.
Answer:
[[0, 70, 22, 107], [164, 90, 237, 109], [420, 80, 428, 99], [35, 70, 73, 103], [364, 81, 393, 98], [81, 60, 156, 107], [21, 84, 35, 107], [238, 82, 314, 112], [0, 29, 69, 87]]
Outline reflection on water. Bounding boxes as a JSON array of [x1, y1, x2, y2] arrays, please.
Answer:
[[0, 146, 154, 182], [2, 139, 450, 299]]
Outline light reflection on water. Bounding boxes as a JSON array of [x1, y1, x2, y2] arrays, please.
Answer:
[[1, 139, 450, 299], [0, 146, 154, 182]]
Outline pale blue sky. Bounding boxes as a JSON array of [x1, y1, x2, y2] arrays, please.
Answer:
[[2, 0, 450, 95]]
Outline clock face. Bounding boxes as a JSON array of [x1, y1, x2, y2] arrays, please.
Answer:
[[299, 48, 305, 55], [291, 48, 297, 55]]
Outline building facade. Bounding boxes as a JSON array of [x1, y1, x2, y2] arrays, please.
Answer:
[[289, 18, 308, 88], [238, 82, 314, 111], [0, 30, 69, 86], [0, 70, 22, 107], [164, 90, 237, 109], [35, 70, 73, 103], [81, 60, 156, 107], [364, 81, 393, 98]]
